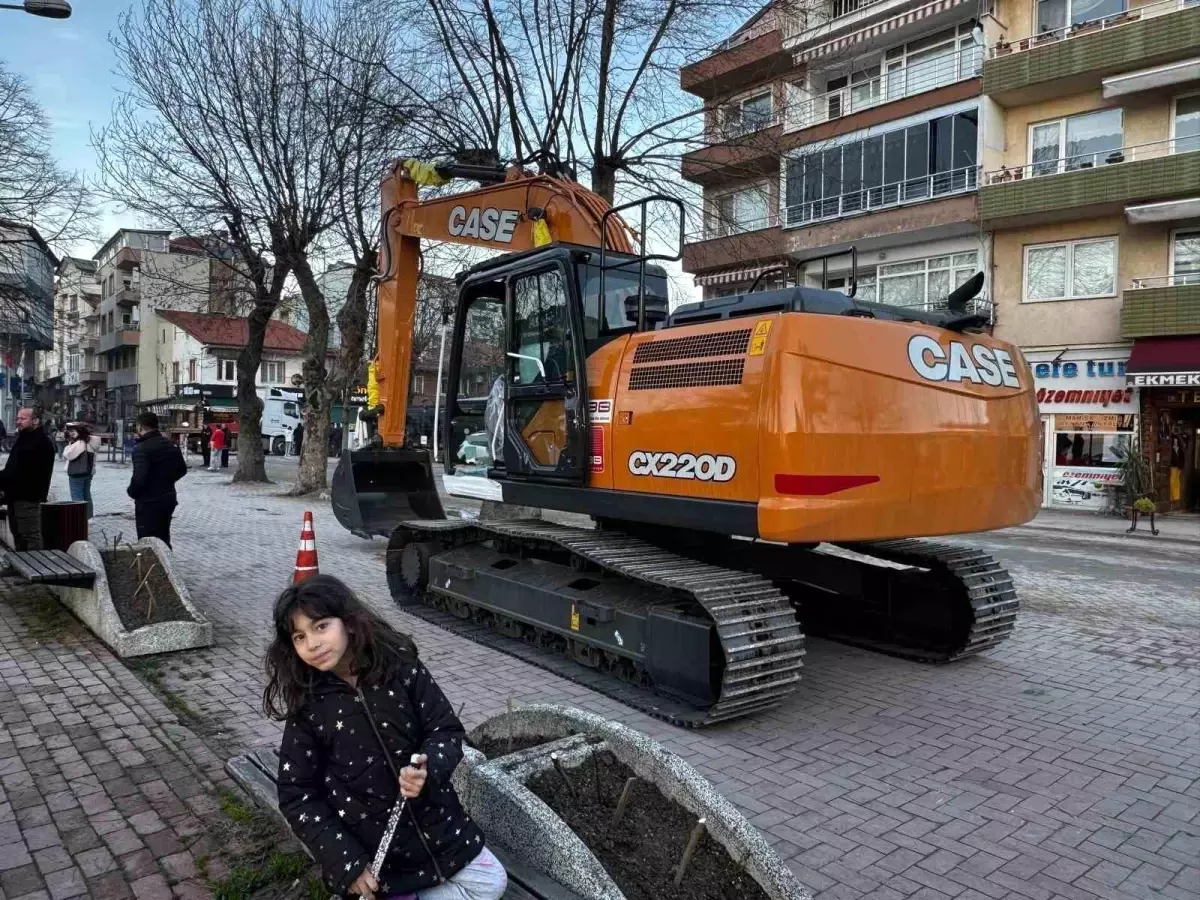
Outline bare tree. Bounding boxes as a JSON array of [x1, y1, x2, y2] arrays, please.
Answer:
[[95, 0, 375, 483], [380, 0, 761, 207], [0, 61, 95, 345]]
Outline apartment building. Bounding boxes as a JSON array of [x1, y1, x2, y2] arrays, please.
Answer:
[[680, 0, 990, 311], [0, 220, 56, 428], [41, 257, 103, 421], [980, 0, 1199, 511], [680, 0, 1199, 512], [91, 229, 246, 430]]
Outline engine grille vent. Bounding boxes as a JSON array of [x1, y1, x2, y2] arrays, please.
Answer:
[[628, 359, 745, 391], [632, 329, 752, 364]]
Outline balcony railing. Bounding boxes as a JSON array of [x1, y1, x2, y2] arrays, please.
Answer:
[[1130, 273, 1200, 288], [784, 165, 978, 227], [786, 47, 981, 131], [688, 213, 781, 243], [989, 0, 1191, 57], [707, 110, 783, 142], [984, 137, 1198, 182]]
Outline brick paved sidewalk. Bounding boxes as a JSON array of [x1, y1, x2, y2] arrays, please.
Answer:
[[0, 577, 312, 900], [6, 455, 1199, 900]]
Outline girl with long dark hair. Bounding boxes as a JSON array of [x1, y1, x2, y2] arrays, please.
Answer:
[[264, 575, 507, 900]]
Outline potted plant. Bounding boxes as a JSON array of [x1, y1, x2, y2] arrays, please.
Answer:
[[1106, 150, 1125, 164], [995, 38, 1012, 55], [1128, 496, 1160, 535]]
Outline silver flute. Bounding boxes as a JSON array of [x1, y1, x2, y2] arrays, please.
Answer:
[[370, 754, 423, 880]]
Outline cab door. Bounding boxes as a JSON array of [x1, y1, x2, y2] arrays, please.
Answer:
[[503, 265, 588, 483]]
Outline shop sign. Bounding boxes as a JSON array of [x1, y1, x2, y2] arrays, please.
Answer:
[[178, 382, 236, 399], [1054, 414, 1122, 432], [1050, 467, 1121, 509], [1029, 355, 1136, 412], [1127, 372, 1200, 387]]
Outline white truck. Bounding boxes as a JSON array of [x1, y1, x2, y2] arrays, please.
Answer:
[[260, 386, 304, 455]]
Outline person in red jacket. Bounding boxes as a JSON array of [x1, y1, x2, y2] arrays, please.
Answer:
[[208, 423, 226, 472]]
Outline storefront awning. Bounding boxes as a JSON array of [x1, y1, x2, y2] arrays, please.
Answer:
[[796, 0, 971, 63], [1126, 336, 1200, 387], [694, 260, 790, 287]]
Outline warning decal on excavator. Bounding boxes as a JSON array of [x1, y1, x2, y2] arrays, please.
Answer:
[[748, 320, 773, 356], [590, 426, 605, 473], [588, 398, 614, 424], [628, 451, 736, 482]]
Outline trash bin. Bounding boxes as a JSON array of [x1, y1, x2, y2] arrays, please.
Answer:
[[40, 501, 89, 552]]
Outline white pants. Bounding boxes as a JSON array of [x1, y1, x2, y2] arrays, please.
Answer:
[[410, 847, 507, 900]]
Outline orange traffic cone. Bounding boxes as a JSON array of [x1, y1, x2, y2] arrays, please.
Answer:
[[293, 511, 320, 583]]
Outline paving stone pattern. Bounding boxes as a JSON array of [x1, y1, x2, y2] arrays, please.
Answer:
[[0, 577, 242, 899], [24, 457, 1200, 899]]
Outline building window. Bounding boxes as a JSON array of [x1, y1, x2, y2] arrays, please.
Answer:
[[260, 360, 285, 383], [784, 110, 978, 226], [1024, 238, 1117, 302], [1030, 109, 1123, 176], [1172, 230, 1200, 285], [721, 92, 773, 138], [1173, 94, 1200, 155], [1037, 0, 1124, 35], [189, 359, 197, 381], [413, 375, 426, 394], [219, 359, 236, 381], [708, 185, 771, 237], [852, 252, 981, 309], [173, 361, 180, 386]]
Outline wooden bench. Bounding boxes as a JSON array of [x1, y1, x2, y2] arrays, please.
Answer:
[[3, 549, 96, 587], [226, 747, 578, 900]]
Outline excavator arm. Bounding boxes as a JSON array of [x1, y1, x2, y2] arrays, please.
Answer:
[[331, 158, 637, 538], [374, 159, 635, 447]]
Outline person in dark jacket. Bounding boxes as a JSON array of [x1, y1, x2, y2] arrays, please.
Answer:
[[220, 424, 231, 468], [127, 412, 188, 548], [199, 425, 211, 469], [264, 575, 507, 900], [0, 407, 56, 550]]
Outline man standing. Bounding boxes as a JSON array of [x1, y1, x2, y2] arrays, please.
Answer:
[[127, 412, 187, 548], [199, 424, 211, 469], [220, 424, 231, 468], [208, 424, 225, 472], [292, 421, 304, 457], [0, 408, 55, 550]]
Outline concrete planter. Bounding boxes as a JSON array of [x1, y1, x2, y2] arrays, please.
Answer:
[[54, 538, 213, 657], [454, 705, 810, 900]]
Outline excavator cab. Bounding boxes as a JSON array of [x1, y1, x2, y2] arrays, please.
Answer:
[[442, 244, 671, 488]]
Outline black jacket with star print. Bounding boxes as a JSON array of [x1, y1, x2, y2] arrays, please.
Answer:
[[276, 658, 485, 897]]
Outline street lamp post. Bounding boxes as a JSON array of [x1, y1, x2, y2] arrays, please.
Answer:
[[0, 0, 72, 17]]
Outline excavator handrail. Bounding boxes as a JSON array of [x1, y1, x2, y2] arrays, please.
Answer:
[[598, 193, 685, 332]]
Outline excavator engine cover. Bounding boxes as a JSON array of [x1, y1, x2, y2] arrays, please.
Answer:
[[331, 448, 445, 538]]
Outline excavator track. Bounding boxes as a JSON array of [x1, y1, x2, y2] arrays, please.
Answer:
[[828, 539, 1020, 662], [594, 522, 1019, 668], [386, 519, 806, 727]]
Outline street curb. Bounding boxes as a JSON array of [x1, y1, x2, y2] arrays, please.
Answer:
[[1014, 522, 1200, 547]]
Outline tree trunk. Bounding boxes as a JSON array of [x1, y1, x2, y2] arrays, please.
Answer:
[[232, 296, 277, 483], [292, 254, 332, 495]]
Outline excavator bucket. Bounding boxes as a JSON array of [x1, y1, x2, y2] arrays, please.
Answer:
[[330, 448, 445, 539]]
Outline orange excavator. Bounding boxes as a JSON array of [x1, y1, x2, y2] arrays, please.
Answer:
[[331, 158, 1040, 725]]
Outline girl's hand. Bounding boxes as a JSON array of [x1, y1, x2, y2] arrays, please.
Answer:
[[349, 866, 378, 899], [399, 754, 427, 799]]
